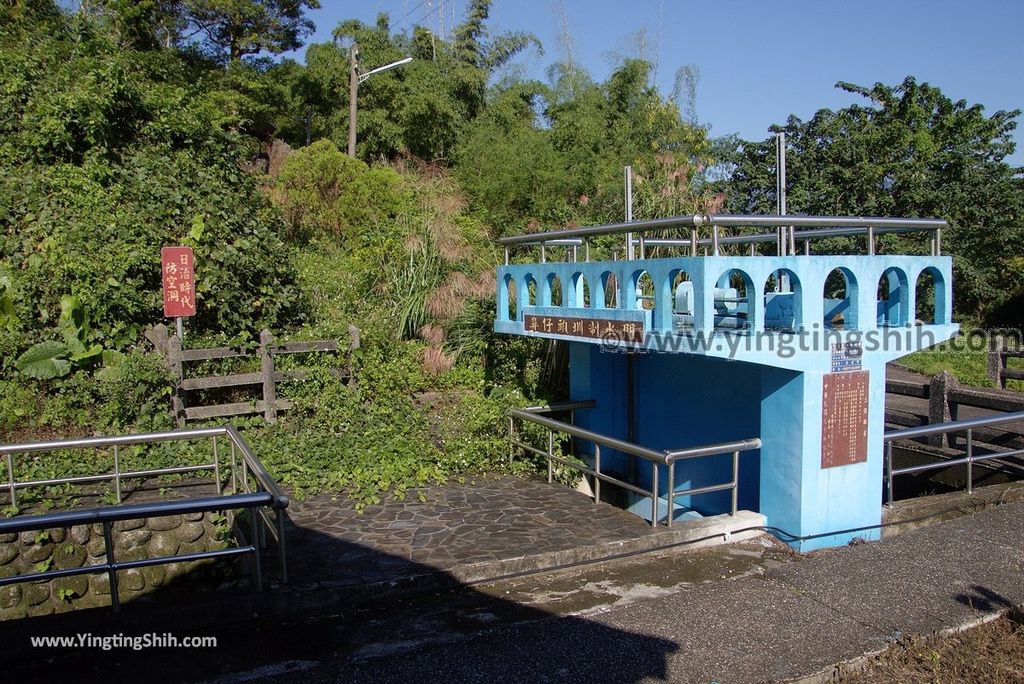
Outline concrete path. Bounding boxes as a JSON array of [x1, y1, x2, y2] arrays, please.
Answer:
[[284, 474, 763, 588], [11, 497, 1021, 683], [287, 499, 1022, 684]]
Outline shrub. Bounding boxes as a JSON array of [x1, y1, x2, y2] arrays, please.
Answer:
[[274, 140, 406, 244]]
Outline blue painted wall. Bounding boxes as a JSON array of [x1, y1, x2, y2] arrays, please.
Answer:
[[501, 253, 957, 550]]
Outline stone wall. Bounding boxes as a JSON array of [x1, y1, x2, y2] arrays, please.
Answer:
[[0, 511, 235, 620]]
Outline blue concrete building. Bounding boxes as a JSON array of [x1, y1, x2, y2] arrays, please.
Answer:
[[496, 215, 956, 550]]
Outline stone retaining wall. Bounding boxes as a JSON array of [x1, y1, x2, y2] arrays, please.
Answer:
[[0, 511, 235, 620]]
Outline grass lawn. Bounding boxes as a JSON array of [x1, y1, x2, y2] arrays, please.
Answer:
[[896, 333, 1024, 391]]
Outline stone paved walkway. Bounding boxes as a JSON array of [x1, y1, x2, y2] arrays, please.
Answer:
[[283, 475, 760, 589]]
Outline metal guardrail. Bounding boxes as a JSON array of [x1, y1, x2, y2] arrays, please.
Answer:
[[0, 425, 289, 611], [500, 213, 947, 263], [883, 411, 1024, 505], [509, 401, 760, 526]]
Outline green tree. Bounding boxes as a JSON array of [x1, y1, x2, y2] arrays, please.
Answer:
[[0, 1, 304, 365], [728, 77, 1024, 322], [300, 7, 539, 161], [180, 0, 320, 60], [455, 58, 713, 237]]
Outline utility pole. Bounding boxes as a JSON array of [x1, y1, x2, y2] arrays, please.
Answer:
[[346, 47, 411, 158], [625, 165, 634, 260], [776, 131, 787, 254], [347, 44, 359, 157]]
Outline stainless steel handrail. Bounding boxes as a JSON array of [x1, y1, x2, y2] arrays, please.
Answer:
[[0, 424, 290, 604], [509, 401, 761, 527], [0, 426, 225, 455], [500, 214, 947, 245], [882, 411, 1024, 505], [636, 224, 940, 250], [0, 492, 272, 612], [499, 212, 947, 262]]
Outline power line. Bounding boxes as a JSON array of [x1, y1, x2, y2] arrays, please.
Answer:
[[392, 0, 433, 31], [405, 2, 443, 36]]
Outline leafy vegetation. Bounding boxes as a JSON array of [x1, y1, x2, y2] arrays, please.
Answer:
[[1, 0, 1021, 510], [727, 78, 1024, 325]]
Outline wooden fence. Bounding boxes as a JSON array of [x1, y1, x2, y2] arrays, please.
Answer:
[[987, 339, 1024, 390], [886, 369, 1024, 447], [147, 324, 360, 427]]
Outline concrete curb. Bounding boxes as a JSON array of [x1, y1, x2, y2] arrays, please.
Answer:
[[450, 509, 767, 583], [786, 608, 1018, 684]]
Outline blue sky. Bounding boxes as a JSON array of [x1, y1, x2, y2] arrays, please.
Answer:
[[294, 0, 1024, 166]]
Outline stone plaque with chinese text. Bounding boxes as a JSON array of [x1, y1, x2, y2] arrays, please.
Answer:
[[821, 370, 869, 468]]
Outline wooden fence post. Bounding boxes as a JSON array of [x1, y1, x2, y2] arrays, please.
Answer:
[[145, 324, 170, 356], [928, 371, 959, 448], [260, 329, 277, 424], [987, 337, 1006, 389], [167, 333, 186, 428]]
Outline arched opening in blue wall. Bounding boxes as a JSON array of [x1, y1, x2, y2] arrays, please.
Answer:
[[632, 270, 654, 311], [600, 271, 618, 309], [502, 273, 517, 321], [668, 269, 694, 330], [824, 268, 859, 329], [764, 269, 802, 331], [571, 272, 591, 308], [714, 269, 754, 331], [877, 267, 909, 327], [915, 267, 946, 324], [545, 273, 563, 307], [525, 274, 537, 308]]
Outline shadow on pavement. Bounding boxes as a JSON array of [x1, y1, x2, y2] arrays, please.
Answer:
[[0, 522, 680, 683]]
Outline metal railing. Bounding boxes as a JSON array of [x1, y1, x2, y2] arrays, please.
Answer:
[[501, 213, 947, 263], [883, 411, 1024, 505], [0, 425, 289, 611], [509, 401, 761, 526]]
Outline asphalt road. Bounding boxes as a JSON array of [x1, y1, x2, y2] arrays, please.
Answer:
[[15, 501, 1024, 683]]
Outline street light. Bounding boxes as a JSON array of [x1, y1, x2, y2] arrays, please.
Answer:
[[347, 44, 413, 157]]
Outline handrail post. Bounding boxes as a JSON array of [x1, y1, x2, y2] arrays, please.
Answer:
[[966, 428, 973, 495], [867, 226, 875, 255], [6, 452, 16, 509], [886, 441, 894, 506], [277, 511, 288, 584], [666, 461, 674, 528], [650, 461, 659, 527], [102, 521, 120, 612], [212, 436, 221, 495], [731, 451, 739, 516], [508, 416, 514, 465], [547, 430, 554, 484], [230, 439, 238, 492], [113, 445, 121, 503], [241, 450, 250, 491], [594, 444, 601, 504], [250, 510, 263, 592]]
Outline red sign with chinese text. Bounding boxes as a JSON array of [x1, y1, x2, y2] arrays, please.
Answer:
[[161, 246, 196, 317]]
